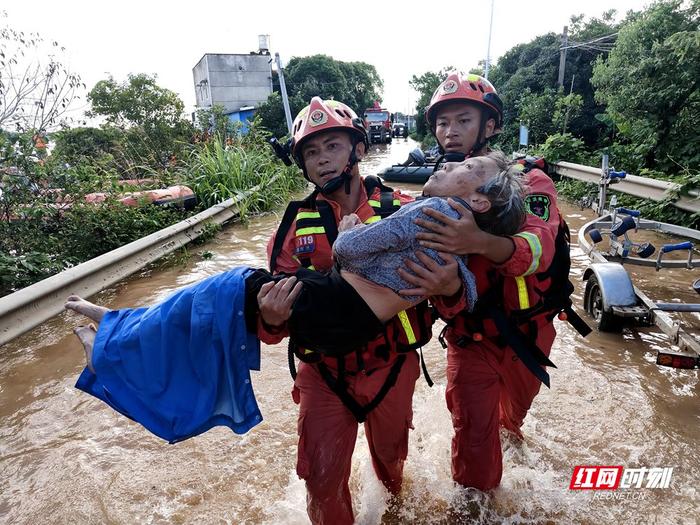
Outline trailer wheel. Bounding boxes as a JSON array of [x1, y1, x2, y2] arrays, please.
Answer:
[[584, 275, 623, 332]]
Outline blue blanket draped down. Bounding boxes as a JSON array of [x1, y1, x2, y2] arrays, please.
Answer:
[[75, 266, 263, 444]]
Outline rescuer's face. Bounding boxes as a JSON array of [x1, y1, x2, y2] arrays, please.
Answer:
[[434, 102, 495, 155], [301, 131, 362, 187]]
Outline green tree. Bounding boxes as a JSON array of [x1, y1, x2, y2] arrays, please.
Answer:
[[88, 74, 194, 169], [489, 11, 622, 150], [256, 55, 383, 137], [535, 132, 589, 164], [195, 104, 238, 144], [516, 88, 559, 145], [285, 55, 346, 103], [51, 126, 123, 163], [255, 92, 302, 139], [488, 33, 560, 147], [515, 89, 583, 145], [408, 67, 455, 140], [337, 60, 384, 111], [560, 10, 621, 146], [553, 92, 583, 134], [591, 0, 700, 172]]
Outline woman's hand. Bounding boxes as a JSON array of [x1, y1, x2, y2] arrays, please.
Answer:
[[338, 213, 361, 232], [257, 277, 303, 328], [414, 198, 483, 255], [397, 250, 462, 297]]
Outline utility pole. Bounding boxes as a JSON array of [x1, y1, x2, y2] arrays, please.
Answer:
[[275, 52, 293, 134], [563, 74, 575, 133], [484, 0, 495, 79], [557, 25, 568, 88]]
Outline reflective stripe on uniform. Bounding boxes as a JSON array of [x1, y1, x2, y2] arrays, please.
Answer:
[[514, 276, 530, 309], [368, 199, 401, 207], [365, 216, 381, 224], [514, 232, 542, 276], [296, 226, 325, 236], [397, 310, 417, 344], [296, 211, 321, 220]]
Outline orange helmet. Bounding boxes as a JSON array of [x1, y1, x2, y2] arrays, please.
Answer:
[[290, 97, 368, 166], [425, 72, 503, 131]]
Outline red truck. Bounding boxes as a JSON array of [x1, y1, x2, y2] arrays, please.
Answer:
[[364, 101, 393, 144]]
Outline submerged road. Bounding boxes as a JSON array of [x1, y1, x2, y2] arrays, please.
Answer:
[[1, 139, 698, 524]]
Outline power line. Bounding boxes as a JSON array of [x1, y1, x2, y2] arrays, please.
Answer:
[[560, 32, 619, 51]]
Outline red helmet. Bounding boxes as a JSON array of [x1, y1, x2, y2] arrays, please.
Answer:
[[425, 72, 503, 130], [290, 97, 368, 166]]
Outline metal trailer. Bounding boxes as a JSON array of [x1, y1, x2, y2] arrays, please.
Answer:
[[577, 155, 700, 369]]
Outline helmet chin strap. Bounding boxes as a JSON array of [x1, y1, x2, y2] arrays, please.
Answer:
[[318, 143, 359, 196], [464, 110, 492, 157]]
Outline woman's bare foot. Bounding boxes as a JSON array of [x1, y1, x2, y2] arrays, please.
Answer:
[[74, 324, 97, 373], [65, 295, 110, 324]]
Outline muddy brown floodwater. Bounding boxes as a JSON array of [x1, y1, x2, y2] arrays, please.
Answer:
[[1, 139, 698, 524]]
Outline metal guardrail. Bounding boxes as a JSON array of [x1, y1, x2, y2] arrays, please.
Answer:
[[551, 161, 700, 214], [0, 181, 273, 347]]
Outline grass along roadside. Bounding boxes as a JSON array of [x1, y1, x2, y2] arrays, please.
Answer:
[[0, 137, 306, 297]]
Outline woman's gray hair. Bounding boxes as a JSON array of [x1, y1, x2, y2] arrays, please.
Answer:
[[473, 151, 526, 236]]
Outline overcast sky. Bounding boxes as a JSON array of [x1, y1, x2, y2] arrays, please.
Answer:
[[5, 0, 651, 120]]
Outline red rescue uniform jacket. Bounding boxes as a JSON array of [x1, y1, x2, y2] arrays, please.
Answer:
[[259, 179, 417, 373], [436, 168, 560, 337]]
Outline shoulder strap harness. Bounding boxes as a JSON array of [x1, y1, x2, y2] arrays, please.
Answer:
[[270, 177, 433, 422]]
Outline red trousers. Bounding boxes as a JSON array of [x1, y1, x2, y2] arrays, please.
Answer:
[[292, 351, 420, 525], [445, 322, 556, 490]]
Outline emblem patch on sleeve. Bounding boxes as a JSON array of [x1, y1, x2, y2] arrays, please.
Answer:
[[525, 194, 551, 221]]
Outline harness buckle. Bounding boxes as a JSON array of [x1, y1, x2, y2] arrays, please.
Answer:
[[437, 324, 449, 349]]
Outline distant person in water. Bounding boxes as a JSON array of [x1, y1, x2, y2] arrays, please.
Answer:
[[64, 151, 525, 444]]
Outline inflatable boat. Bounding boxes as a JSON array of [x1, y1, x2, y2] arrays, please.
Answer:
[[377, 147, 436, 184], [377, 164, 435, 184]]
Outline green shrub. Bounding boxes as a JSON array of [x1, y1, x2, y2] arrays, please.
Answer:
[[535, 133, 590, 164], [0, 251, 65, 297], [0, 120, 306, 297], [183, 132, 305, 215]]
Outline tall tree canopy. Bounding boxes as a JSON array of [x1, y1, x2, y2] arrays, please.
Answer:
[[409, 67, 455, 140], [487, 11, 620, 149], [257, 55, 383, 138], [87, 74, 193, 168], [591, 0, 699, 171], [88, 73, 187, 130]]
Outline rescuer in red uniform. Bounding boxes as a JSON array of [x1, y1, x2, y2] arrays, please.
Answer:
[[401, 72, 564, 491], [258, 97, 436, 524]]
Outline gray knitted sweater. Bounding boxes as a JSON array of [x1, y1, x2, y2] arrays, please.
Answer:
[[333, 197, 478, 310]]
